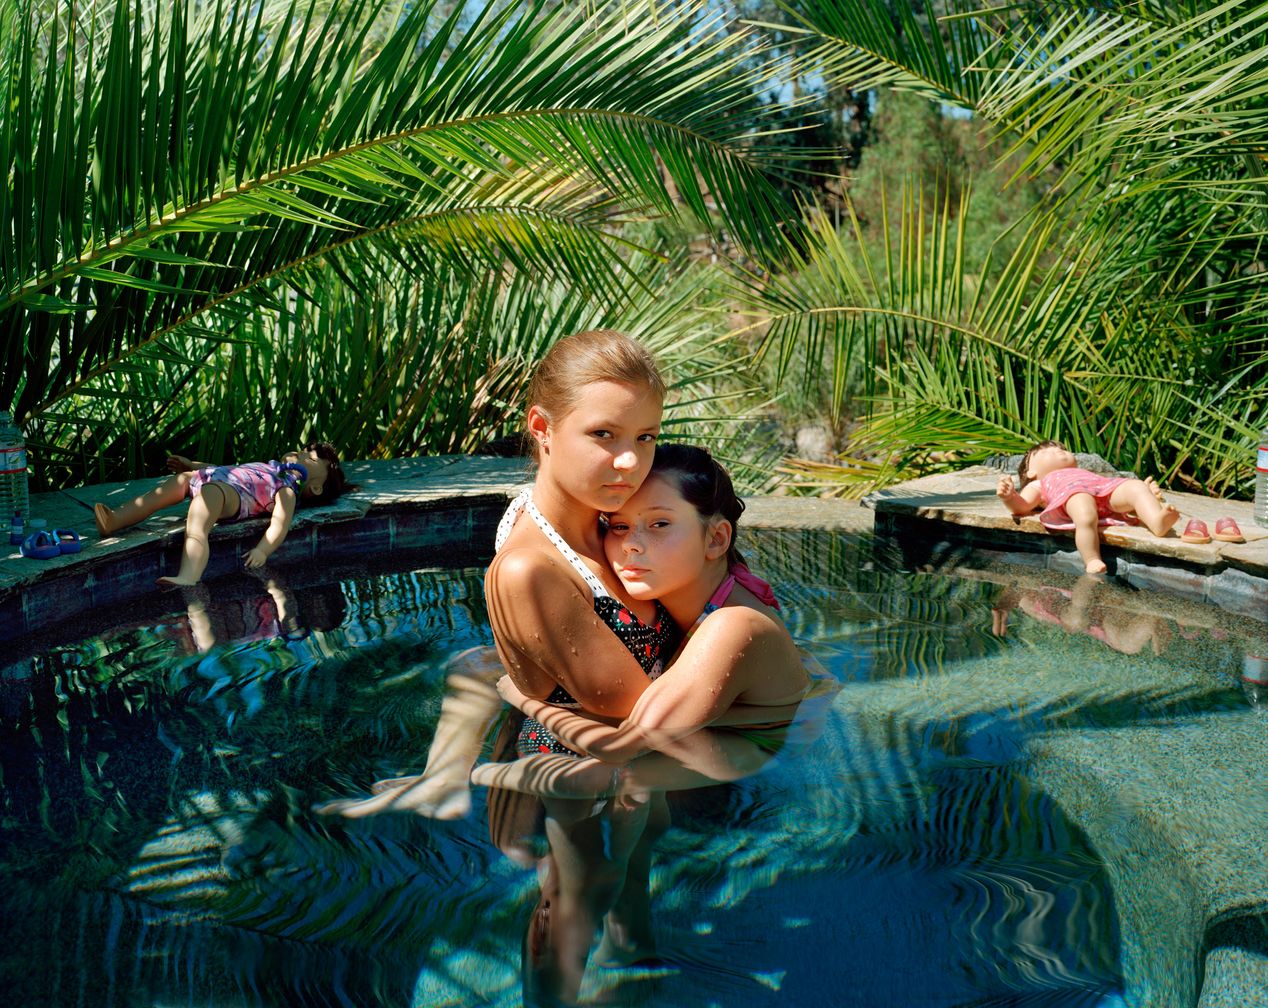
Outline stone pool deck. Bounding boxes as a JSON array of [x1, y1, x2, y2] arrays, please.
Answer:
[[2, 455, 1265, 1006]]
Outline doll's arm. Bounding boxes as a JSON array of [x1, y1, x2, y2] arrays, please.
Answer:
[[996, 474, 1041, 516], [244, 488, 297, 569], [166, 454, 216, 473]]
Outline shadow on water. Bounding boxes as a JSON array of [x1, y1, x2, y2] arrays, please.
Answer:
[[1, 531, 1257, 1006]]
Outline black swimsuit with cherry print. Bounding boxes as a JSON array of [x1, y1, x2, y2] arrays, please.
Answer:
[[493, 490, 680, 758]]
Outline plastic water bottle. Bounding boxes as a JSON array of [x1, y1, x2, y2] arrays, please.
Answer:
[[8, 511, 23, 545], [0, 412, 29, 524], [1257, 428, 1268, 527], [1243, 653, 1268, 709]]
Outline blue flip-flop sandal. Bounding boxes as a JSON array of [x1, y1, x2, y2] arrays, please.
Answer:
[[20, 530, 60, 559], [55, 529, 82, 554]]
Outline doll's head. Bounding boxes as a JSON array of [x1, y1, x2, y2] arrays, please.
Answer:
[[1018, 440, 1077, 489]]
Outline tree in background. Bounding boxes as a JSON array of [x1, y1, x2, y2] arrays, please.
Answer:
[[2, 0, 794, 490], [742, 0, 1268, 497]]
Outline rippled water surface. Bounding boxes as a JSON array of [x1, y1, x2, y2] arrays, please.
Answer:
[[2, 531, 1259, 1007]]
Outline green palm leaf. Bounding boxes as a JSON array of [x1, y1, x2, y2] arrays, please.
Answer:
[[4, 0, 795, 449]]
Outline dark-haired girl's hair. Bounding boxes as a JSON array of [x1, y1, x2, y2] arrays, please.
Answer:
[[301, 441, 351, 506], [650, 443, 744, 566]]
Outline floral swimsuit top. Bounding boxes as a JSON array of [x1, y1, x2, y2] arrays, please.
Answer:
[[494, 489, 680, 756]]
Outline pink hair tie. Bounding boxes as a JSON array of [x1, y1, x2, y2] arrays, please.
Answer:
[[731, 562, 780, 610]]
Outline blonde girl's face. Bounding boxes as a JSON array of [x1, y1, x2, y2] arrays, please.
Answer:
[[532, 380, 662, 513], [604, 474, 720, 601]]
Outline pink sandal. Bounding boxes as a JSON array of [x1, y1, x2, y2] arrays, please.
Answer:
[[1212, 517, 1245, 543], [1180, 519, 1211, 544]]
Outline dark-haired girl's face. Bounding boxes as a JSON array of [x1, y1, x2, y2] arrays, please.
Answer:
[[604, 474, 727, 601]]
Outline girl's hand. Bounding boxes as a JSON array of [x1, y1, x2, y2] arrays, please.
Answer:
[[167, 454, 197, 473], [496, 674, 529, 708], [243, 546, 270, 569], [996, 474, 1016, 498]]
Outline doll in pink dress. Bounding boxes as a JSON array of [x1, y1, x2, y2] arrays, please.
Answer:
[[995, 440, 1181, 574]]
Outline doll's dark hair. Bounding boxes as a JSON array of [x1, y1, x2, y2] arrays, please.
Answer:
[[1017, 439, 1064, 490], [649, 443, 745, 567]]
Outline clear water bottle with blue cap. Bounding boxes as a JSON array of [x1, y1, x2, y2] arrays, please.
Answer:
[[1257, 428, 1268, 528], [0, 411, 29, 527]]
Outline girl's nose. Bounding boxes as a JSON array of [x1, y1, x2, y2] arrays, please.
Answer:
[[623, 534, 644, 554], [613, 447, 639, 471]]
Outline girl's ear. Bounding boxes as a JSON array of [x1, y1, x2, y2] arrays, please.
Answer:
[[704, 518, 732, 561], [526, 404, 552, 453]]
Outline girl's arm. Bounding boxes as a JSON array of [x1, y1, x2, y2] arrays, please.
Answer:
[[499, 676, 658, 762], [497, 608, 803, 762], [244, 488, 297, 569], [485, 547, 658, 719]]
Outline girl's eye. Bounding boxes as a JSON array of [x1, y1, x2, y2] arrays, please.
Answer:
[[637, 433, 658, 443], [591, 429, 612, 439], [608, 522, 629, 534], [650, 520, 670, 529]]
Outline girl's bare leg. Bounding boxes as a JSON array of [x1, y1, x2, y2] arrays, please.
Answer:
[[159, 482, 238, 586], [95, 472, 192, 536], [597, 792, 670, 967], [1109, 479, 1181, 537], [318, 646, 506, 819], [1063, 493, 1107, 574], [527, 796, 650, 1006]]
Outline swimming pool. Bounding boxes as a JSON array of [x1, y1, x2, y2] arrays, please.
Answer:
[[1, 530, 1262, 1007]]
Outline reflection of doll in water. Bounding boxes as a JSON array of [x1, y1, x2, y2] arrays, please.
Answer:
[[991, 576, 1172, 656], [179, 576, 348, 654]]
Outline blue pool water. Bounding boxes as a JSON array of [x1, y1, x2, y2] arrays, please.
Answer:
[[0, 531, 1259, 1007]]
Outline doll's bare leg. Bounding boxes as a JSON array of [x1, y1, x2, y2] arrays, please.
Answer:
[[318, 646, 505, 819], [1109, 479, 1180, 537], [95, 471, 192, 536], [158, 482, 238, 587], [1063, 493, 1107, 574]]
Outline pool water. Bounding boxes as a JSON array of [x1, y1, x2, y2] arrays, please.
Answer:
[[0, 531, 1258, 1007]]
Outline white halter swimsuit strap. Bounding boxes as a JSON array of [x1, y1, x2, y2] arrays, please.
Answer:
[[494, 489, 611, 600]]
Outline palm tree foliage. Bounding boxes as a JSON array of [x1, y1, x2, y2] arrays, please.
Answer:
[[3, 0, 795, 489], [750, 0, 1268, 496]]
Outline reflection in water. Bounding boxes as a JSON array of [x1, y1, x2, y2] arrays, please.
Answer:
[[1, 538, 1260, 1005]]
